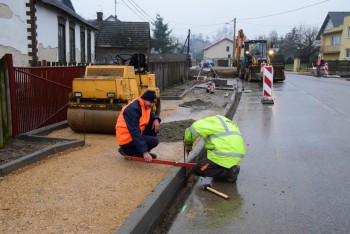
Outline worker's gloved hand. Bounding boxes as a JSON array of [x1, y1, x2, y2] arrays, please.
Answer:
[[185, 145, 192, 154]]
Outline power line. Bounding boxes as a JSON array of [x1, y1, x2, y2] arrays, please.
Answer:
[[126, 0, 153, 22], [237, 0, 330, 20], [128, 0, 155, 23], [119, 0, 149, 22], [237, 20, 322, 28], [170, 0, 329, 38], [119, 0, 155, 30]]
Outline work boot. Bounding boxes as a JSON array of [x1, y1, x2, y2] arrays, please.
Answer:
[[227, 165, 240, 183], [118, 147, 126, 156], [149, 152, 157, 159], [134, 152, 157, 159]]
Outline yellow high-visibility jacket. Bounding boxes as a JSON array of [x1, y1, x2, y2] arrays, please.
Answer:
[[184, 115, 246, 168]]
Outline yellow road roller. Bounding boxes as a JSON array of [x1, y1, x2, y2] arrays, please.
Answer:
[[67, 53, 160, 134]]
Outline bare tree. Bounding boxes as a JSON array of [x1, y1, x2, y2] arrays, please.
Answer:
[[268, 30, 279, 47], [211, 25, 232, 43], [296, 26, 319, 62], [281, 27, 301, 61], [280, 25, 319, 63]]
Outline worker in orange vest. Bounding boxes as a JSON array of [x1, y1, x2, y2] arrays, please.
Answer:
[[116, 90, 161, 162], [316, 54, 325, 77]]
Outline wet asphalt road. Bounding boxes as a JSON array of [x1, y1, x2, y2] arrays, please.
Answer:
[[167, 73, 350, 234]]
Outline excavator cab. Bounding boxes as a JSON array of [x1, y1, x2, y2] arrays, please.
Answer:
[[238, 39, 285, 82], [244, 40, 268, 66]]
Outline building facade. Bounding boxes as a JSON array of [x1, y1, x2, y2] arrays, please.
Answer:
[[317, 12, 350, 61], [0, 0, 96, 66], [203, 38, 234, 66], [203, 38, 234, 60]]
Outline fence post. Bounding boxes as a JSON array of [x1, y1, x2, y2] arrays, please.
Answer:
[[293, 58, 300, 72], [0, 54, 15, 147], [0, 58, 5, 147], [6, 54, 18, 136]]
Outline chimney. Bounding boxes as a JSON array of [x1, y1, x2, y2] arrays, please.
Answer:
[[97, 12, 103, 21]]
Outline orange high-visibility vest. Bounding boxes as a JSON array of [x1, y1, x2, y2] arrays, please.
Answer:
[[116, 96, 151, 145]]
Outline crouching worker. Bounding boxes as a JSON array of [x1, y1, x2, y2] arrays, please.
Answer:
[[116, 90, 161, 162], [184, 115, 246, 183]]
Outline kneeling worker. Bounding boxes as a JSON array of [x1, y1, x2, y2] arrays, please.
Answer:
[[184, 115, 246, 183], [116, 90, 161, 162]]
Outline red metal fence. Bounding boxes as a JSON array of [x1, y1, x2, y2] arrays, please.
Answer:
[[6, 54, 85, 136]]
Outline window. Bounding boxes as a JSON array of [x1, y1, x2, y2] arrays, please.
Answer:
[[346, 49, 350, 58], [226, 46, 230, 52], [87, 30, 91, 63], [331, 35, 341, 45], [80, 27, 85, 63], [69, 22, 76, 62], [58, 18, 66, 62]]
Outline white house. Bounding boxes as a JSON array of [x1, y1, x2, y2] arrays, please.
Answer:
[[0, 0, 96, 66], [203, 38, 234, 66]]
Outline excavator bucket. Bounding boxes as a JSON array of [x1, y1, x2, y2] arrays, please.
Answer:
[[247, 64, 285, 82], [271, 63, 286, 81]]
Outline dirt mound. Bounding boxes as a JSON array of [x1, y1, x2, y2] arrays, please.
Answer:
[[189, 66, 237, 78], [160, 81, 197, 97], [179, 99, 227, 112], [158, 119, 196, 142]]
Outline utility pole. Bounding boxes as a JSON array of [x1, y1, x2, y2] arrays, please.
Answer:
[[115, 0, 117, 22], [233, 18, 236, 66], [226, 18, 237, 66]]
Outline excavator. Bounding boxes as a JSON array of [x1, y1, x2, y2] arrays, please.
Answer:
[[67, 53, 160, 134], [235, 29, 285, 82]]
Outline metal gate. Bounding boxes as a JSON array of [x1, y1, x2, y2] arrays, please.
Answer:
[[6, 54, 85, 136]]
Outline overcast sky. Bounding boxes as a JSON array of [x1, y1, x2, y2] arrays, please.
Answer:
[[71, 0, 349, 40]]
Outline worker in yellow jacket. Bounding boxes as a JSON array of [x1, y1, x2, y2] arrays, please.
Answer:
[[184, 115, 246, 183]]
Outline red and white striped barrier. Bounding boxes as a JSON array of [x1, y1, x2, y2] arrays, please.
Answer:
[[261, 65, 274, 104]]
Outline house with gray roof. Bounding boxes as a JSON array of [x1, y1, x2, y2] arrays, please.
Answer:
[[317, 12, 350, 61], [89, 12, 151, 64], [0, 0, 96, 66]]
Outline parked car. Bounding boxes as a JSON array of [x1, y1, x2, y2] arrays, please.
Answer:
[[201, 59, 214, 68]]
